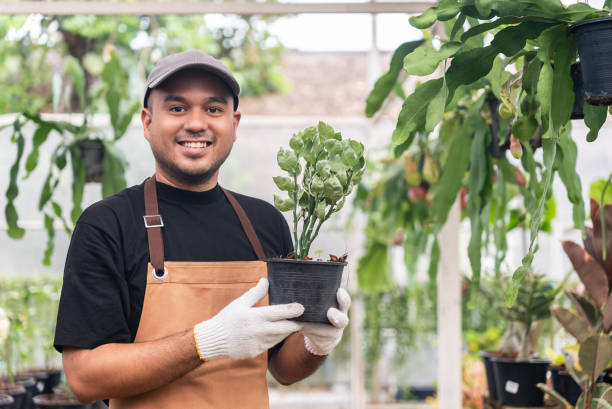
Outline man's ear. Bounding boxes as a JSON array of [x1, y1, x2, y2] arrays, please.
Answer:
[[141, 108, 152, 142], [232, 110, 242, 137]]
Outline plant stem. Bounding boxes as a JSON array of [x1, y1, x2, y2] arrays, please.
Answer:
[[601, 174, 612, 261], [301, 207, 319, 257], [292, 173, 299, 257]]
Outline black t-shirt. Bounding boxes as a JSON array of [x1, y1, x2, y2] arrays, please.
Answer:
[[54, 180, 293, 352]]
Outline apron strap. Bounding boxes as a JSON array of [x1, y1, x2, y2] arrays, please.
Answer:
[[220, 187, 266, 261], [144, 175, 165, 275], [143, 175, 267, 268]]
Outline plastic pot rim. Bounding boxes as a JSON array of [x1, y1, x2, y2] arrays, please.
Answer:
[[265, 258, 347, 267], [570, 15, 612, 31]]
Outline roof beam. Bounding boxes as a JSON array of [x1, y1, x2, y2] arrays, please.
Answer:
[[1, 2, 434, 16]]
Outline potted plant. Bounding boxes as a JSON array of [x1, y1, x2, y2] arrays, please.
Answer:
[[4, 50, 139, 265], [366, 0, 612, 306], [268, 121, 365, 323], [538, 196, 612, 408]]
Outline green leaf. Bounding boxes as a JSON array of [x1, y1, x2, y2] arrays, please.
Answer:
[[273, 194, 294, 212], [446, 46, 497, 97], [392, 78, 444, 146], [365, 40, 424, 117], [431, 99, 484, 228], [549, 26, 576, 135], [24, 123, 53, 179], [101, 141, 127, 199], [536, 383, 573, 409], [556, 131, 585, 231], [506, 265, 528, 307], [315, 201, 326, 219], [42, 213, 55, 266], [409, 7, 438, 29], [460, 16, 524, 43], [5, 124, 25, 239], [277, 148, 299, 173], [290, 134, 304, 151], [273, 176, 295, 192], [428, 238, 440, 285], [69, 145, 86, 225], [485, 57, 504, 100], [65, 57, 86, 111], [357, 242, 391, 292], [317, 121, 335, 140], [491, 22, 556, 57], [425, 82, 448, 132], [475, 0, 493, 17], [591, 179, 612, 205], [467, 127, 488, 295], [324, 175, 343, 203], [436, 0, 461, 21], [403, 41, 461, 77], [579, 334, 612, 385], [584, 103, 608, 142], [537, 63, 554, 131]]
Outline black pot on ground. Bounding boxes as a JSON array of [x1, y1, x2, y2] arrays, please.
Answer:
[[32, 394, 91, 409], [77, 140, 104, 183], [0, 394, 13, 408], [550, 366, 581, 405], [15, 377, 36, 409], [571, 63, 585, 119], [491, 357, 549, 407], [571, 17, 612, 106], [266, 258, 345, 324], [40, 371, 61, 396], [479, 351, 499, 402], [0, 385, 26, 409]]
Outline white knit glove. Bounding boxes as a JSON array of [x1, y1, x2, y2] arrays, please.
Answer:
[[301, 288, 350, 356], [193, 278, 304, 361]]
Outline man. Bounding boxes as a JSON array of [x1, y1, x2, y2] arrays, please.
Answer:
[[54, 50, 350, 408]]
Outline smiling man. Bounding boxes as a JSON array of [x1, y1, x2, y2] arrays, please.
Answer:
[[53, 50, 350, 409]]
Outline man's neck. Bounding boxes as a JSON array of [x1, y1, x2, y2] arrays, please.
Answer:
[[155, 170, 219, 192]]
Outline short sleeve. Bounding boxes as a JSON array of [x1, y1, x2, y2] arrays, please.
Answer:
[[279, 213, 294, 257], [54, 217, 132, 352]]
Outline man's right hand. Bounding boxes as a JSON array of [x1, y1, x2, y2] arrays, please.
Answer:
[[193, 278, 303, 361]]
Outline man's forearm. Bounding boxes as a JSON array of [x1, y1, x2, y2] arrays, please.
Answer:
[[63, 329, 202, 403], [268, 332, 326, 385]]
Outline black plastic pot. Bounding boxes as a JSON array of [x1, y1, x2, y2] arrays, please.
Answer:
[[40, 371, 61, 396], [0, 385, 26, 409], [571, 63, 585, 119], [266, 258, 345, 324], [0, 394, 13, 408], [32, 394, 91, 409], [15, 377, 36, 409], [479, 351, 499, 402], [550, 366, 581, 405], [571, 17, 612, 106], [77, 140, 104, 183], [491, 357, 549, 407]]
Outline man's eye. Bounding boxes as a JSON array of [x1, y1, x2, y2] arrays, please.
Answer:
[[169, 106, 186, 113], [207, 106, 223, 113]]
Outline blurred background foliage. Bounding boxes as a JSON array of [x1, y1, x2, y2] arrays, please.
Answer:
[[0, 7, 289, 115]]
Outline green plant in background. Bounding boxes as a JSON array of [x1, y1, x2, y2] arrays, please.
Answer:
[[4, 50, 137, 265], [539, 198, 612, 408], [0, 276, 62, 380], [0, 10, 288, 115], [364, 0, 608, 306], [273, 121, 365, 259]]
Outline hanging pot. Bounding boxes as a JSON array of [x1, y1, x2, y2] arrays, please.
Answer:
[[549, 365, 581, 406], [266, 258, 345, 324], [570, 17, 612, 105], [77, 140, 105, 183], [491, 357, 549, 407], [570, 63, 586, 119]]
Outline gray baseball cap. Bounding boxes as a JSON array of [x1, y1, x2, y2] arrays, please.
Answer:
[[143, 50, 240, 109]]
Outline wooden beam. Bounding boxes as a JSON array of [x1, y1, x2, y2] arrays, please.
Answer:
[[1, 2, 434, 15]]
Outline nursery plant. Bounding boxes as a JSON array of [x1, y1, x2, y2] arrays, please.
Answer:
[[538, 197, 612, 409], [365, 0, 612, 305], [270, 121, 365, 322], [4, 50, 139, 265]]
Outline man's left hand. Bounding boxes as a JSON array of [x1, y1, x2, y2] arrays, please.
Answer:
[[301, 288, 350, 356]]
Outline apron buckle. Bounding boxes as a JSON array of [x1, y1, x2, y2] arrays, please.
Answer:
[[143, 214, 164, 228]]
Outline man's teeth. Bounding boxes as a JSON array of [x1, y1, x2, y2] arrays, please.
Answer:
[[182, 141, 210, 148]]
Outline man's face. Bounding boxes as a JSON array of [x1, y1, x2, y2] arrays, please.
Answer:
[[141, 69, 241, 189]]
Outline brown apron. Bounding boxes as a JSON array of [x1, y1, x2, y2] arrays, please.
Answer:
[[110, 175, 270, 409]]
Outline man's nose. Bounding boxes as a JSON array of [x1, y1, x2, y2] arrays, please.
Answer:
[[184, 109, 208, 132]]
